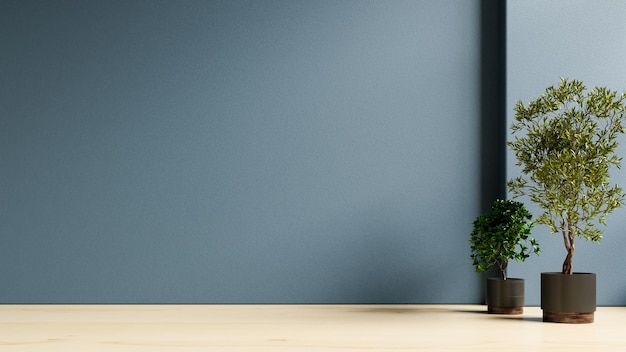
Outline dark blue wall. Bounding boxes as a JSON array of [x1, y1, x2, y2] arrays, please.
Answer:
[[1, 0, 484, 303]]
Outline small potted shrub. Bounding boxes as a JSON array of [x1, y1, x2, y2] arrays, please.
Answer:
[[508, 78, 626, 323], [470, 199, 540, 314]]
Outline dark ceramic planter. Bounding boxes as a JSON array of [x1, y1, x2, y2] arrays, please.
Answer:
[[541, 272, 596, 323], [486, 277, 524, 314]]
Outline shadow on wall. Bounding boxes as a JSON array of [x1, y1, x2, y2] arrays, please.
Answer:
[[477, 0, 506, 305], [479, 0, 506, 212]]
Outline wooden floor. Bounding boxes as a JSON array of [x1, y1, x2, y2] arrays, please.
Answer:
[[0, 304, 624, 351]]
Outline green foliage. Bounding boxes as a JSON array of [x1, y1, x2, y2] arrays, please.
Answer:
[[507, 78, 626, 274], [470, 199, 540, 280]]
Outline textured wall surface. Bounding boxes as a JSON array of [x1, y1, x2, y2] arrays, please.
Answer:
[[1, 0, 484, 303], [507, 0, 626, 306]]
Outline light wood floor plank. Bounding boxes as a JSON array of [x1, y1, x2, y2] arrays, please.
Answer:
[[0, 305, 624, 351]]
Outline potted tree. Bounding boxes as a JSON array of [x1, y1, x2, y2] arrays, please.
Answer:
[[470, 199, 540, 314], [508, 78, 626, 323]]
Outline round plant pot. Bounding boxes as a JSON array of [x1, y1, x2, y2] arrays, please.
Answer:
[[541, 272, 596, 324], [486, 277, 524, 314]]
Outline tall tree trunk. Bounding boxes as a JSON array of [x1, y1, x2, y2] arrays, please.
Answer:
[[562, 223, 575, 275], [562, 248, 574, 275]]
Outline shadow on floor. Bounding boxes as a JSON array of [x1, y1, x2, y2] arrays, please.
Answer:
[[452, 308, 545, 323], [451, 309, 488, 315], [490, 316, 543, 323], [349, 306, 428, 314]]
